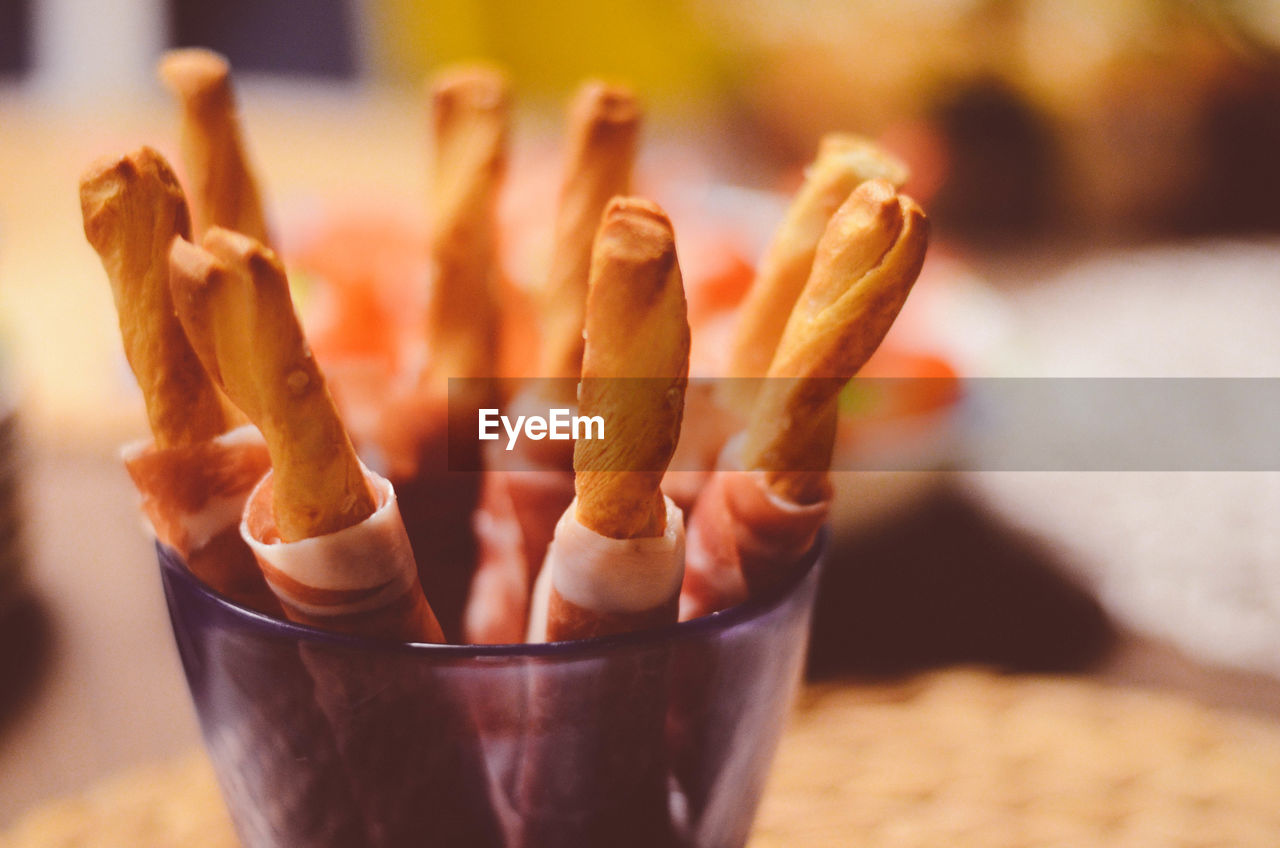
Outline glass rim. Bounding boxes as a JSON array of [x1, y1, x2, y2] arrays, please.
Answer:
[[157, 527, 827, 659]]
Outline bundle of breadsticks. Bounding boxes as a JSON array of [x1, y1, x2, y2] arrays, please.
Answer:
[[85, 50, 443, 644], [85, 48, 929, 642], [82, 46, 929, 846], [87, 48, 931, 630]]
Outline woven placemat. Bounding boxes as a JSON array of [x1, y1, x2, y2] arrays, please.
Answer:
[[5, 668, 1279, 847]]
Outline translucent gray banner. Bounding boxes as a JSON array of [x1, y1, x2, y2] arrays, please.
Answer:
[[447, 378, 1280, 472]]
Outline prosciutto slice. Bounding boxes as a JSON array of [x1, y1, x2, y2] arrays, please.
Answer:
[[463, 472, 530, 644], [241, 467, 444, 643], [531, 496, 685, 642], [516, 495, 685, 847], [122, 424, 276, 612], [465, 447, 576, 643], [679, 439, 828, 621]]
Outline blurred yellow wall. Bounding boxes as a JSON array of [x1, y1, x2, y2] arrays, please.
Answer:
[[370, 0, 723, 105]]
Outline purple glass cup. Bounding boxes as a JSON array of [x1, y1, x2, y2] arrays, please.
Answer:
[[159, 533, 824, 848]]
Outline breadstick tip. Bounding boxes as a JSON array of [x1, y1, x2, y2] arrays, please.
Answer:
[[817, 133, 910, 188], [821, 178, 901, 256], [595, 197, 676, 275], [79, 147, 188, 248], [158, 48, 232, 106], [571, 80, 641, 130], [429, 63, 510, 112]]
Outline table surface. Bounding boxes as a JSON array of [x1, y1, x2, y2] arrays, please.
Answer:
[[4, 669, 1280, 846], [2, 83, 1279, 835]]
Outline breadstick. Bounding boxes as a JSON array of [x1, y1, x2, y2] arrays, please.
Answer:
[[523, 197, 689, 646], [168, 229, 372, 541], [742, 179, 928, 503], [80, 147, 277, 611], [171, 230, 444, 641], [537, 80, 641, 390], [678, 181, 927, 621], [80, 147, 232, 448], [424, 64, 509, 384], [573, 197, 690, 542], [516, 200, 687, 847], [158, 48, 271, 245], [726, 134, 908, 412], [463, 83, 639, 643]]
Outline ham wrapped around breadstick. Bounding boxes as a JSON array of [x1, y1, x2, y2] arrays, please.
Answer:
[[528, 196, 689, 641], [169, 232, 506, 847], [83, 153, 368, 840], [466, 81, 640, 644], [158, 49, 272, 246], [681, 178, 929, 619], [79, 147, 277, 613], [354, 65, 511, 642], [517, 197, 688, 847], [169, 228, 443, 642]]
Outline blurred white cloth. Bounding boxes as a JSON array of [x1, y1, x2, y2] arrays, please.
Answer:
[[969, 239, 1280, 678], [31, 0, 165, 100]]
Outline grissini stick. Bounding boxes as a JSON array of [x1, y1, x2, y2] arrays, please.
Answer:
[[668, 181, 926, 824], [366, 65, 512, 642], [465, 82, 640, 644], [81, 148, 232, 447], [519, 197, 688, 848], [158, 49, 272, 246], [537, 80, 641, 392], [79, 147, 275, 612], [169, 228, 444, 642], [423, 63, 509, 387], [534, 196, 690, 642], [745, 178, 927, 502], [681, 179, 928, 619], [85, 150, 366, 843], [724, 134, 908, 414], [168, 242, 500, 845]]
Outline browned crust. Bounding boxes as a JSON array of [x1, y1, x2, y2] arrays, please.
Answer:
[[538, 81, 641, 392], [726, 134, 910, 413], [79, 147, 232, 447], [545, 587, 678, 641], [741, 180, 929, 503], [158, 48, 272, 245], [168, 228, 374, 541], [573, 198, 690, 539], [424, 64, 510, 384]]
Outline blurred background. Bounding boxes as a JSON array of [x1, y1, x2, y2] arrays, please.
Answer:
[[6, 0, 1280, 235], [2, 0, 1280, 842]]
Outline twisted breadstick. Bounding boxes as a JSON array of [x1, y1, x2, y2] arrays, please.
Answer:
[[573, 198, 690, 540], [169, 229, 374, 541], [158, 49, 271, 245], [741, 178, 928, 503], [80, 147, 233, 447], [424, 64, 510, 383], [538, 81, 641, 391], [727, 134, 908, 411]]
